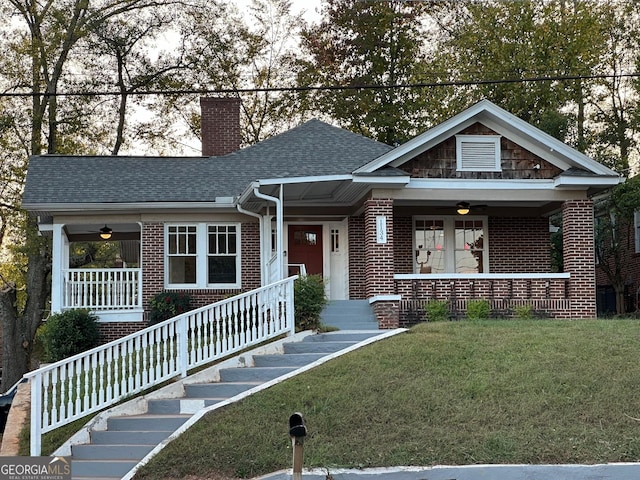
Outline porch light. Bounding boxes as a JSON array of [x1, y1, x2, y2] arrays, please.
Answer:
[[456, 202, 470, 215], [99, 225, 113, 240]]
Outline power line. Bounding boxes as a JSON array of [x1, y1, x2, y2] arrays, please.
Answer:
[[2, 72, 639, 98]]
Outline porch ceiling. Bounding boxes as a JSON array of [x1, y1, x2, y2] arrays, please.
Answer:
[[64, 223, 140, 242], [242, 178, 375, 210]]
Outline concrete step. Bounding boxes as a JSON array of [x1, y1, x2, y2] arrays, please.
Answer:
[[72, 459, 138, 478], [90, 429, 173, 445], [107, 414, 189, 432], [147, 397, 224, 414], [320, 300, 379, 329], [283, 341, 358, 354], [68, 328, 388, 480], [301, 332, 380, 343], [185, 381, 261, 398], [219, 366, 297, 382], [252, 353, 327, 367], [72, 443, 155, 460]]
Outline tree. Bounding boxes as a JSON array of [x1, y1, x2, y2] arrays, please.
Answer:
[[159, 0, 306, 149], [430, 0, 609, 144], [588, 0, 640, 174], [595, 176, 640, 314], [0, 0, 182, 390], [298, 0, 432, 145]]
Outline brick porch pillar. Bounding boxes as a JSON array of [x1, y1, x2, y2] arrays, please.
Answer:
[[364, 198, 399, 328], [562, 200, 596, 318]]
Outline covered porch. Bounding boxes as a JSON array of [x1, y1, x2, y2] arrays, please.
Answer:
[[49, 221, 143, 322], [359, 194, 597, 327]]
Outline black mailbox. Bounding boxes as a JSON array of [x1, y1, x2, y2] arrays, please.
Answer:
[[289, 412, 307, 438]]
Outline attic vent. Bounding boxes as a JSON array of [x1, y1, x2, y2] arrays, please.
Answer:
[[456, 135, 501, 171]]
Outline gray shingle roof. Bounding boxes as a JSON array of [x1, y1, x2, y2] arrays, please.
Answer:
[[23, 119, 393, 206]]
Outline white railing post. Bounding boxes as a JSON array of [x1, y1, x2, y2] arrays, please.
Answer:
[[177, 315, 189, 378], [288, 276, 297, 336], [30, 373, 42, 456]]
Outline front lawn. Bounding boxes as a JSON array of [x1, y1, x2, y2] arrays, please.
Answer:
[[135, 319, 640, 479]]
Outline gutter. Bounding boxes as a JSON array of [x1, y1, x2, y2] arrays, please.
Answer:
[[236, 203, 266, 286], [252, 183, 284, 281]]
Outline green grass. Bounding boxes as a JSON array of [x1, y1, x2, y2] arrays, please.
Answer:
[[132, 320, 640, 479]]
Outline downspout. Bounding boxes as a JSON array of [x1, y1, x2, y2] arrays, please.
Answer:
[[252, 184, 284, 281], [236, 203, 266, 286]]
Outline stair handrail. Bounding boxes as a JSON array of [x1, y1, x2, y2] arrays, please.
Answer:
[[24, 276, 297, 456]]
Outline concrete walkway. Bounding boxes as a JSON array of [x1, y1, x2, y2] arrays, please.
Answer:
[[255, 463, 640, 480]]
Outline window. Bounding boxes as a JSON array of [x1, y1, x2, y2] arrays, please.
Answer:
[[414, 217, 487, 274], [165, 223, 241, 288], [167, 225, 197, 284], [456, 135, 501, 172], [208, 225, 238, 284], [331, 228, 340, 253]]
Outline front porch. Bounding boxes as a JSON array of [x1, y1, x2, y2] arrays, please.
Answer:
[[62, 268, 143, 322], [395, 273, 572, 325]]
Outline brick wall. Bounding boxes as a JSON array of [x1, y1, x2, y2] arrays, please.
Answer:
[[141, 220, 261, 312], [200, 97, 241, 156], [394, 216, 414, 274], [348, 214, 366, 299], [563, 200, 596, 318], [364, 198, 395, 298], [364, 198, 399, 328], [488, 217, 551, 273], [391, 214, 551, 274], [99, 322, 146, 343]]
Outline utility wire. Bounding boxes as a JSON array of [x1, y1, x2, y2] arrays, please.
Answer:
[[1, 72, 639, 98]]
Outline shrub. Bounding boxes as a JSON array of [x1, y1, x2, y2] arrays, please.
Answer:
[[514, 304, 534, 319], [466, 299, 491, 320], [37, 309, 100, 362], [148, 291, 192, 325], [424, 300, 449, 322], [294, 275, 327, 331]]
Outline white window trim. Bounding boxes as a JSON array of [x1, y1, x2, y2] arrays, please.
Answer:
[[456, 134, 501, 172], [165, 222, 241, 289], [413, 216, 489, 274]]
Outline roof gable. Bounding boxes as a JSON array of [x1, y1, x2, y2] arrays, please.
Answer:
[[354, 99, 619, 178]]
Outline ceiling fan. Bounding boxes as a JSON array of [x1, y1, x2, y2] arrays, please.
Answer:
[[455, 202, 488, 215], [431, 202, 487, 215]]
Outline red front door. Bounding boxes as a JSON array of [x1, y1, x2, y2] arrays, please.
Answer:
[[288, 225, 323, 276]]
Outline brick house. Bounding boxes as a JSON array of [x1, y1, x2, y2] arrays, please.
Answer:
[[22, 98, 621, 337], [594, 207, 640, 315]]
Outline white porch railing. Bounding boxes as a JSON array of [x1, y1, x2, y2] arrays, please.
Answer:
[[24, 276, 297, 456], [63, 268, 142, 311]]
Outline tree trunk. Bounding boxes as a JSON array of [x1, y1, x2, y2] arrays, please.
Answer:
[[0, 222, 51, 391], [614, 283, 627, 315]]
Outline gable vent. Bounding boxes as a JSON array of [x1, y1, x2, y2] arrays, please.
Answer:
[[456, 135, 501, 171]]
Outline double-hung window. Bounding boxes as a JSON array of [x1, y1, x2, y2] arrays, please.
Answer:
[[414, 217, 487, 274], [166, 223, 241, 288]]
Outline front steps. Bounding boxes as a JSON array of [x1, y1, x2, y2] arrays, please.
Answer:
[[69, 329, 385, 480], [320, 300, 379, 330]]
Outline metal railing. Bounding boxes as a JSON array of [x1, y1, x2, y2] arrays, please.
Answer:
[[25, 276, 297, 456], [63, 268, 142, 311]]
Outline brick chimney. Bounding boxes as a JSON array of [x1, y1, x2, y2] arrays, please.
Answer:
[[200, 97, 241, 156]]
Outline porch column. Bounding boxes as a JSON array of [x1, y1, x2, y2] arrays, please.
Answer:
[[364, 198, 399, 328], [50, 223, 69, 314], [562, 200, 596, 318]]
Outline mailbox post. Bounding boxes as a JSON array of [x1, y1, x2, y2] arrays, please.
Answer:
[[289, 412, 307, 480]]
